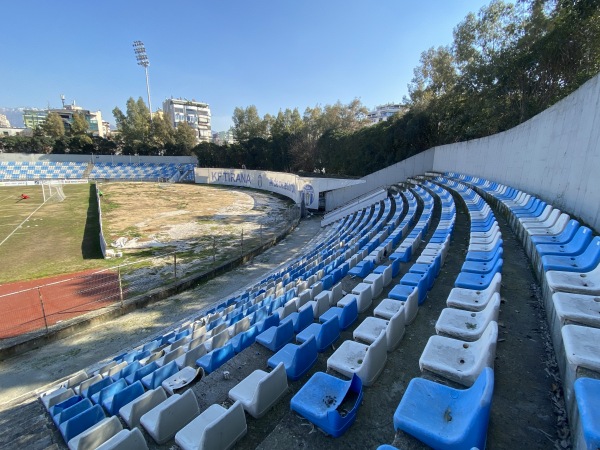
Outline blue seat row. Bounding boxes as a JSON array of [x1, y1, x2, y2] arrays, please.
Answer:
[[446, 171, 600, 450]]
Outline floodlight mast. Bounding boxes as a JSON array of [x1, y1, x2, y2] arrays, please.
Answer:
[[133, 40, 153, 120]]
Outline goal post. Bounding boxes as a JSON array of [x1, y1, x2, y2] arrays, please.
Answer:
[[41, 181, 66, 203]]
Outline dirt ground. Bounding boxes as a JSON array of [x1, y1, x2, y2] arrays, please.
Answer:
[[100, 183, 291, 255]]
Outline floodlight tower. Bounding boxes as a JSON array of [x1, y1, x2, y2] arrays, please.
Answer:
[[133, 40, 153, 120]]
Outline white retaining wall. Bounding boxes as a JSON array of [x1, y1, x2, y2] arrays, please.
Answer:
[[432, 74, 600, 232], [324, 150, 435, 212], [194, 167, 363, 209]]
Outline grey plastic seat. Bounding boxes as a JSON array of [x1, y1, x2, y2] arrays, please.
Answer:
[[162, 366, 203, 395], [363, 273, 384, 298], [307, 290, 331, 318], [327, 330, 387, 387], [95, 428, 148, 450], [435, 293, 501, 341], [41, 387, 75, 411], [119, 386, 167, 429], [419, 321, 498, 387], [352, 305, 406, 351], [67, 416, 122, 450], [176, 342, 208, 369], [375, 285, 419, 325], [446, 273, 501, 312], [140, 389, 199, 444], [228, 362, 288, 418], [350, 283, 374, 312], [175, 401, 247, 450]]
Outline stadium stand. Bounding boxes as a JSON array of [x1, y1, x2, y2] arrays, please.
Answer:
[[89, 162, 195, 181], [25, 159, 595, 450], [0, 160, 195, 182], [0, 161, 87, 180], [439, 171, 600, 450]]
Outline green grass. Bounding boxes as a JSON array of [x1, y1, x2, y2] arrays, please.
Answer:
[[0, 184, 114, 284]]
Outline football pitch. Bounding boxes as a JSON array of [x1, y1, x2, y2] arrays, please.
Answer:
[[0, 182, 293, 286], [0, 184, 109, 284]]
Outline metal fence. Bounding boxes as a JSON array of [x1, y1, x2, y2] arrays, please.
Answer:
[[0, 204, 300, 340]]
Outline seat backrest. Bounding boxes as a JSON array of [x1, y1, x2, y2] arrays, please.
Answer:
[[318, 316, 340, 348], [178, 342, 207, 368], [314, 291, 331, 316], [105, 361, 128, 380], [568, 226, 593, 250], [97, 378, 127, 405], [296, 303, 314, 330], [258, 313, 280, 333], [209, 328, 231, 351], [161, 346, 186, 366], [61, 404, 106, 443], [110, 381, 145, 415], [85, 377, 113, 399], [129, 361, 158, 384], [294, 336, 318, 371], [202, 401, 246, 448], [233, 316, 251, 336], [579, 237, 600, 267], [339, 298, 358, 330], [56, 398, 93, 425], [473, 321, 499, 353], [119, 387, 167, 429], [149, 361, 178, 389], [213, 343, 235, 368], [254, 363, 288, 413], [386, 304, 406, 351], [463, 366, 495, 408], [70, 416, 123, 450], [280, 300, 298, 319], [114, 361, 142, 381], [362, 330, 387, 380]]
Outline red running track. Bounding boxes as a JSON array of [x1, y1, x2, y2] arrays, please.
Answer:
[[0, 269, 120, 339]]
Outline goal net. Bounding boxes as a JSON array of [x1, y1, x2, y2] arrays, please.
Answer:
[[41, 182, 67, 203]]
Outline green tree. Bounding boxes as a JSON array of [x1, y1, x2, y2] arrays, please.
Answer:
[[407, 46, 457, 107], [70, 112, 89, 136], [149, 113, 175, 150], [41, 112, 65, 138], [232, 105, 268, 141], [112, 97, 151, 152], [173, 121, 197, 155]]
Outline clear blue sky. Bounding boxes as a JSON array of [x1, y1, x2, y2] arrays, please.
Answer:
[[0, 0, 492, 132]]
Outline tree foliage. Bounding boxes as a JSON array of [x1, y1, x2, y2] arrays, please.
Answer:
[[70, 112, 89, 136], [40, 112, 65, 139]]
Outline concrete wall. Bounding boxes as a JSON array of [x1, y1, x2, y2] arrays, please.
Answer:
[[432, 74, 600, 232], [324, 150, 435, 211], [195, 167, 364, 209]]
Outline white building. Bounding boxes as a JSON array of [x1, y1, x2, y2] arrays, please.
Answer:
[[367, 103, 405, 124], [163, 98, 211, 143], [0, 114, 10, 128]]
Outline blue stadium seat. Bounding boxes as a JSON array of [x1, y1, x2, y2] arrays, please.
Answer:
[[393, 368, 494, 450], [291, 372, 363, 437]]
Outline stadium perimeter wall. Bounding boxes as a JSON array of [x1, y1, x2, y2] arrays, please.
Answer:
[[325, 73, 600, 233], [194, 168, 363, 210]]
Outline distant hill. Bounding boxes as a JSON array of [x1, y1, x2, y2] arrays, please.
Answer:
[[0, 108, 27, 128]]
